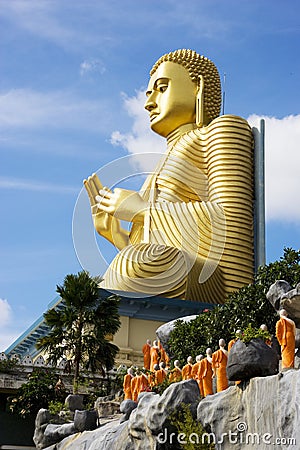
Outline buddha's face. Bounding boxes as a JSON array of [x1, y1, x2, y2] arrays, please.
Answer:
[[144, 61, 197, 137]]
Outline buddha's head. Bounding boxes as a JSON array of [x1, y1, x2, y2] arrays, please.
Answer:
[[145, 49, 221, 137]]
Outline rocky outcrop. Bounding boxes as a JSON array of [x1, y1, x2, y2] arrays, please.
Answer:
[[39, 370, 300, 450], [267, 280, 300, 328], [42, 379, 200, 450], [227, 338, 279, 381], [95, 397, 121, 419], [33, 409, 76, 450], [198, 369, 300, 450]]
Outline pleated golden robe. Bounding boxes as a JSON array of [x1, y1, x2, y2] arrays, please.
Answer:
[[101, 115, 254, 304]]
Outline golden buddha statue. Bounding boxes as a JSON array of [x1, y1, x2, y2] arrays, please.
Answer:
[[84, 49, 254, 304]]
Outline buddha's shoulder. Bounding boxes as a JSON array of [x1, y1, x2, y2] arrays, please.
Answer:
[[185, 115, 252, 142], [207, 114, 252, 132]]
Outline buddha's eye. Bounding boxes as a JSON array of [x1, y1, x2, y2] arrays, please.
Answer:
[[159, 85, 168, 93]]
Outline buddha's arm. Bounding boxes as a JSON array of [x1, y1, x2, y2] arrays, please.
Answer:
[[83, 174, 130, 250]]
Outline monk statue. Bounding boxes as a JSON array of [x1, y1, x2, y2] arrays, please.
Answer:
[[191, 354, 204, 396], [199, 348, 213, 397], [84, 49, 254, 304], [181, 356, 194, 380], [123, 367, 134, 400], [276, 309, 296, 369], [142, 339, 152, 371], [212, 338, 228, 392]]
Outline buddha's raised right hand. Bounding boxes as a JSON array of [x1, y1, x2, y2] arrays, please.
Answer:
[[83, 173, 129, 250]]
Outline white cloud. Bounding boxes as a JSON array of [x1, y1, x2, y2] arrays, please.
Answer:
[[0, 299, 12, 327], [248, 114, 300, 223], [0, 88, 111, 132], [111, 91, 300, 224], [0, 1, 79, 51], [110, 90, 164, 170], [0, 177, 77, 194], [80, 59, 106, 77], [0, 299, 20, 351]]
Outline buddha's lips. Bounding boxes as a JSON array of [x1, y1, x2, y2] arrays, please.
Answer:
[[150, 113, 159, 122]]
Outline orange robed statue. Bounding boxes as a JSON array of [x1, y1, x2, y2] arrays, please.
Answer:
[[169, 360, 182, 383], [123, 368, 134, 400], [130, 372, 139, 402], [191, 354, 204, 396], [150, 340, 161, 371], [276, 309, 296, 369], [199, 348, 213, 397], [156, 361, 167, 384], [182, 356, 194, 380], [142, 339, 152, 370], [212, 339, 228, 392]]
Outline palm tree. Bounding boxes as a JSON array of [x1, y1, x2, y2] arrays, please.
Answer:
[[36, 271, 121, 393]]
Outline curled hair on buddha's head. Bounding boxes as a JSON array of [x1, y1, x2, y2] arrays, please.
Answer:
[[150, 49, 222, 123]]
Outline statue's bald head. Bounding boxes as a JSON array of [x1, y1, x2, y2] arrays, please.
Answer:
[[150, 49, 222, 123]]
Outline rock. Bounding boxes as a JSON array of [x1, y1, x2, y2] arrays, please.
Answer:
[[65, 394, 84, 412], [127, 392, 159, 445], [280, 283, 300, 326], [227, 338, 279, 381], [119, 399, 137, 423], [33, 409, 52, 449], [156, 315, 198, 357], [267, 280, 300, 328], [49, 418, 131, 450], [198, 370, 300, 450], [147, 379, 200, 432], [43, 423, 76, 446], [95, 398, 121, 418], [266, 280, 292, 310], [42, 380, 200, 450], [74, 409, 98, 431], [34, 418, 76, 450]]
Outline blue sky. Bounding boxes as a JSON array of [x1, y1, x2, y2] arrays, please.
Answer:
[[1, 0, 300, 351]]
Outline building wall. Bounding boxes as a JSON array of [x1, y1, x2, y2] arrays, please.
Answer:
[[112, 315, 165, 367]]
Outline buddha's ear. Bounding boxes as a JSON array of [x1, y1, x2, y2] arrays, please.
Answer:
[[196, 75, 204, 127]]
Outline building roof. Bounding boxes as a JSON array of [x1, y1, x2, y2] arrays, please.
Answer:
[[5, 289, 214, 359]]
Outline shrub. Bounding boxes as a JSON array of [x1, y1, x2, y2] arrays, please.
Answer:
[[168, 248, 300, 365], [169, 403, 215, 449]]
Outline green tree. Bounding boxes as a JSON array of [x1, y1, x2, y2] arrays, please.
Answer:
[[37, 271, 121, 393], [168, 248, 300, 364], [8, 368, 64, 418]]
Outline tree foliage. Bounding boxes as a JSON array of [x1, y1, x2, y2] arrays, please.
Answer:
[[8, 368, 65, 418], [168, 248, 300, 364], [36, 271, 121, 393]]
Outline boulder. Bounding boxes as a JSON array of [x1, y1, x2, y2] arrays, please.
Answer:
[[266, 280, 292, 310], [119, 399, 137, 423], [65, 394, 84, 412], [43, 423, 76, 446], [34, 419, 76, 450], [267, 280, 300, 328], [43, 380, 200, 450], [156, 315, 198, 357], [95, 398, 121, 418], [33, 409, 52, 449], [227, 338, 279, 381], [198, 370, 300, 450], [74, 409, 98, 431], [280, 282, 300, 326]]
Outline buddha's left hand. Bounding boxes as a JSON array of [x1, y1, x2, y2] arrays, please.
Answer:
[[96, 188, 148, 223]]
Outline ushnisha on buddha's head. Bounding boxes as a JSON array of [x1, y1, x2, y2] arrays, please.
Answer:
[[144, 49, 222, 137]]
